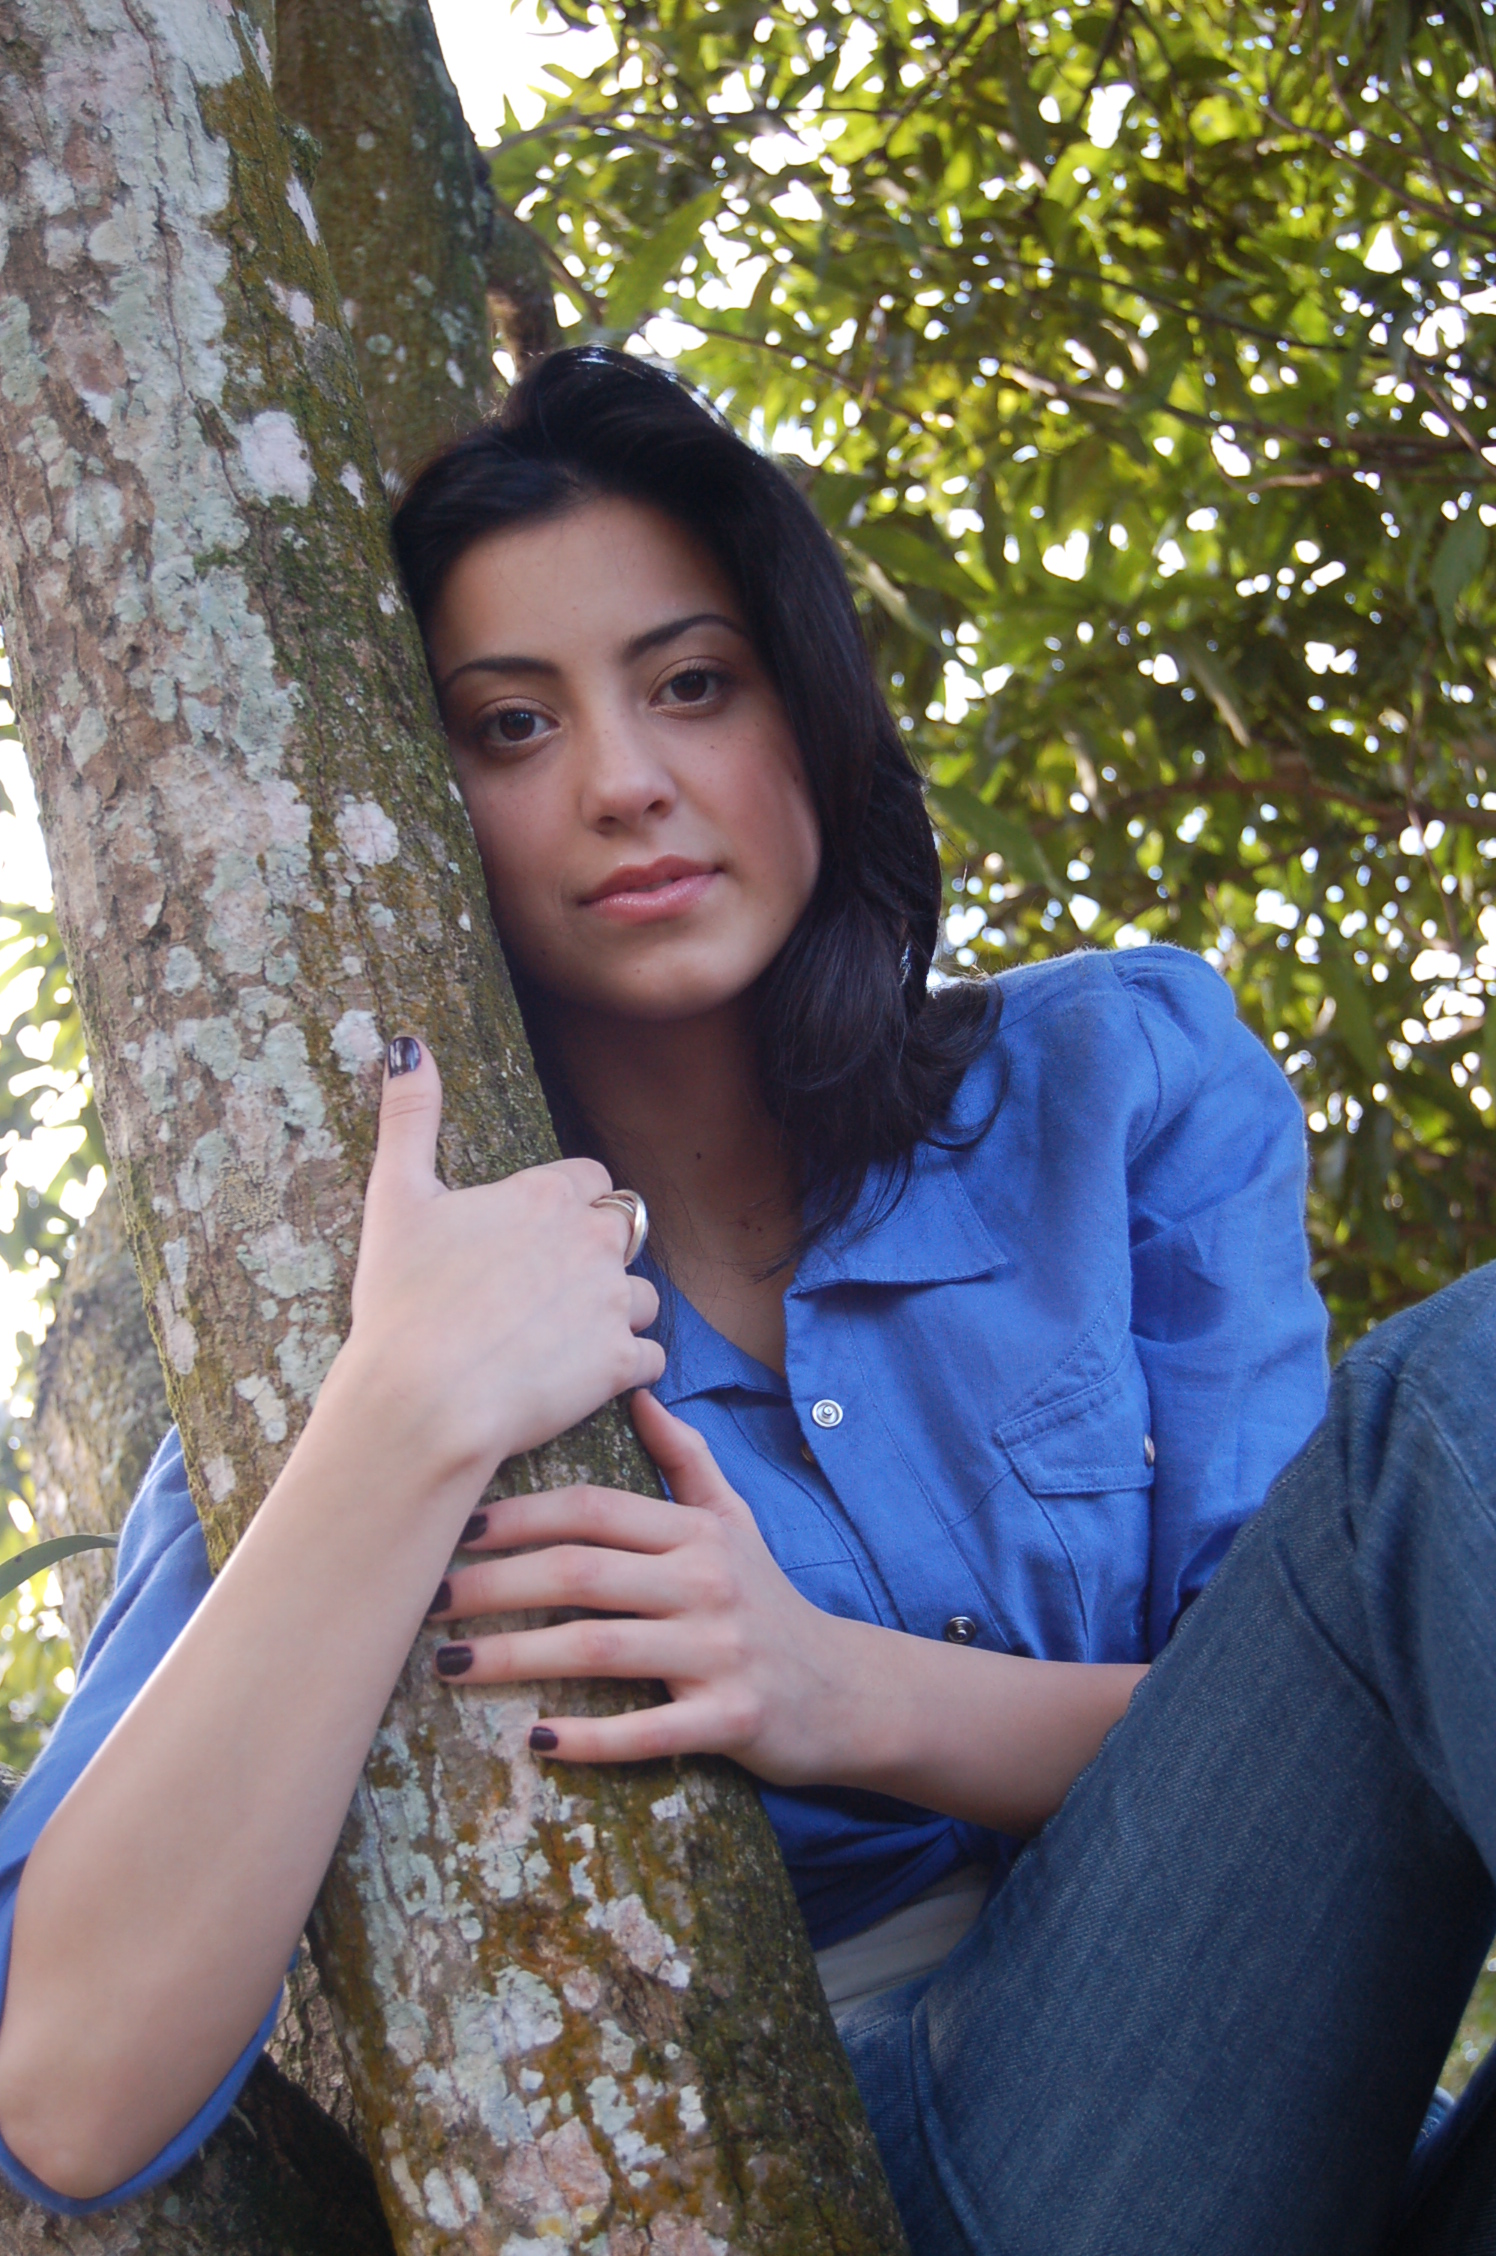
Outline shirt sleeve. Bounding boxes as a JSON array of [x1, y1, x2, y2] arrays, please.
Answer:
[[1113, 949, 1330, 1652], [0, 1429, 282, 2215]]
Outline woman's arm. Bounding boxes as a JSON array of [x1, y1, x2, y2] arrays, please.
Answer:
[[429, 1391, 1145, 1836], [0, 1043, 663, 2201]]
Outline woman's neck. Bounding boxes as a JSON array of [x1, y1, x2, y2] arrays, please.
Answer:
[[548, 998, 799, 1371]]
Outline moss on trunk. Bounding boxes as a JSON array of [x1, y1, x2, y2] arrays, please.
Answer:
[[273, 0, 497, 476]]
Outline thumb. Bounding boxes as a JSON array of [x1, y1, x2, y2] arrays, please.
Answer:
[[366, 1035, 444, 1208], [632, 1390, 741, 1518]]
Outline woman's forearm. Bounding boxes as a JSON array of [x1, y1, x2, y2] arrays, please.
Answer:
[[0, 1353, 486, 2201], [825, 1621, 1145, 1836]]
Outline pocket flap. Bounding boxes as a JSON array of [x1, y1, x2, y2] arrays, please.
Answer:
[[999, 1368, 1155, 1497]]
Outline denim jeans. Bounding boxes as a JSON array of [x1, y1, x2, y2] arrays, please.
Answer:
[[839, 1265, 1496, 2256]]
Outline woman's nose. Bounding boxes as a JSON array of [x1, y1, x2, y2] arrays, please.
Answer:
[[575, 717, 678, 830]]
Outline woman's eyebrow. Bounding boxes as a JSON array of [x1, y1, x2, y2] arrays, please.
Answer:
[[436, 613, 747, 698], [620, 611, 749, 663], [436, 652, 558, 696]]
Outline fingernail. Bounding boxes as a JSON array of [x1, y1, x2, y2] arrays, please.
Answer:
[[529, 1725, 559, 1753], [460, 1513, 488, 1546], [386, 1035, 422, 1077], [435, 1643, 473, 1678], [428, 1580, 452, 1617]]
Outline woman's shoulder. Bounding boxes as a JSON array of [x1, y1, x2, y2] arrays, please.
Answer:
[[966, 941, 1238, 1072], [990, 939, 1231, 1035], [951, 943, 1287, 1147]]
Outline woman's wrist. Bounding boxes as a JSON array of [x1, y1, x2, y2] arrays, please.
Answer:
[[306, 1332, 514, 1518], [793, 1612, 921, 1794], [806, 1621, 1146, 1835]]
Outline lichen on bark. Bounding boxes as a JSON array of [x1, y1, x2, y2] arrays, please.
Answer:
[[0, 2, 906, 2249]]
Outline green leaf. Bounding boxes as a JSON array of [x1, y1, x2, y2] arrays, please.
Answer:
[[845, 552, 943, 644], [1481, 992, 1496, 1103], [1173, 637, 1252, 747], [1320, 941, 1381, 1079], [604, 186, 724, 336], [849, 520, 987, 606], [927, 785, 1061, 893], [0, 1533, 117, 1607], [1430, 511, 1488, 640], [998, 31, 1050, 171]]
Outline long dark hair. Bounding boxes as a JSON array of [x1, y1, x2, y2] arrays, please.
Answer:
[[392, 346, 994, 1243]]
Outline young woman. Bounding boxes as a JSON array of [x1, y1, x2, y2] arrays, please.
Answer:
[[0, 345, 1490, 2252]]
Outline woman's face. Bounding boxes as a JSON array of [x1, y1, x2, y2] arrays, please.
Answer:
[[428, 496, 821, 1026]]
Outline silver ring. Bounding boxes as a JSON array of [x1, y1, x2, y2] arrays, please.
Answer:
[[592, 1188, 648, 1266]]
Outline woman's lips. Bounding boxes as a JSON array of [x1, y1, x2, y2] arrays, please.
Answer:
[[582, 862, 719, 925]]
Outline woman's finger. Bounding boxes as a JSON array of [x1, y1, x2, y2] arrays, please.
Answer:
[[434, 1540, 695, 1624], [631, 1391, 744, 1518], [364, 1037, 444, 1209], [631, 1336, 667, 1389], [526, 1699, 723, 1767], [453, 1484, 687, 1557], [433, 1614, 697, 1686], [628, 1276, 660, 1334]]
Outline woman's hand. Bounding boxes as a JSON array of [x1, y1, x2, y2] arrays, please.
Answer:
[[333, 1039, 665, 1483], [429, 1389, 1149, 1833], [427, 1390, 864, 1786]]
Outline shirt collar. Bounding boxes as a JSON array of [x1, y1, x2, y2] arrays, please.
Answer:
[[790, 1136, 1010, 1293], [650, 1132, 1010, 1408], [649, 1273, 789, 1409]]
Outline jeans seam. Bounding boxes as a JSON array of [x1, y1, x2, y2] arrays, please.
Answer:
[[908, 1994, 993, 2256]]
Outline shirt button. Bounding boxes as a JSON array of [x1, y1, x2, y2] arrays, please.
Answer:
[[800, 1441, 815, 1464], [1143, 1434, 1156, 1467], [942, 1615, 979, 1645], [811, 1399, 843, 1429]]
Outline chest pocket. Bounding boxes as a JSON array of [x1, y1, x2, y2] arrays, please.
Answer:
[[994, 1358, 1156, 1659], [1001, 1374, 1156, 1495]]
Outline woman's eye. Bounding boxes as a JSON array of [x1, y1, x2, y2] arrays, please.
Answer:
[[482, 706, 549, 746], [661, 667, 724, 706]]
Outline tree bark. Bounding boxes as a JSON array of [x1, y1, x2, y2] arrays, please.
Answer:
[[272, 0, 498, 479], [484, 195, 563, 372], [0, 5, 905, 2251], [29, 1187, 168, 1658]]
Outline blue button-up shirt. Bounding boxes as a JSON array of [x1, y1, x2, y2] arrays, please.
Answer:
[[0, 942, 1327, 2213], [649, 944, 1328, 1942]]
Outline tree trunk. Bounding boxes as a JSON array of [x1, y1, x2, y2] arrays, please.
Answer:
[[0, 4, 906, 2251], [272, 0, 497, 479]]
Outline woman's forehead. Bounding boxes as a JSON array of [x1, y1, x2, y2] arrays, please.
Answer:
[[431, 496, 742, 662]]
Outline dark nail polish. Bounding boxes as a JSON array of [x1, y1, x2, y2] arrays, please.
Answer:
[[435, 1643, 473, 1678], [429, 1580, 452, 1617], [460, 1513, 488, 1546], [386, 1035, 422, 1078], [529, 1725, 559, 1753]]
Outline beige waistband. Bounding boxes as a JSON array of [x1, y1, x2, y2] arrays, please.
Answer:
[[814, 1864, 990, 2028]]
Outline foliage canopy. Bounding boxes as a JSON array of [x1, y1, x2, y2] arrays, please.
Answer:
[[488, 0, 1496, 1340]]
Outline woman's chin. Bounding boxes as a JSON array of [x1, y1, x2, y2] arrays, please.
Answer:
[[544, 967, 763, 1030]]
